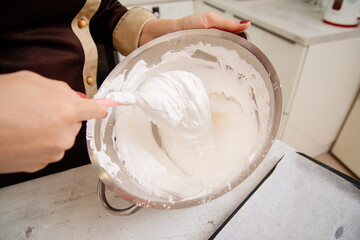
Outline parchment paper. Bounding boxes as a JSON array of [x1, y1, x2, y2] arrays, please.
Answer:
[[215, 151, 360, 240]]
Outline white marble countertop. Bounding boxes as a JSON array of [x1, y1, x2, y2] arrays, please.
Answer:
[[0, 140, 294, 239], [203, 0, 360, 46]]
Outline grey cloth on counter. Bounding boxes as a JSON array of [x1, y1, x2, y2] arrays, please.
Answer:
[[215, 151, 360, 240]]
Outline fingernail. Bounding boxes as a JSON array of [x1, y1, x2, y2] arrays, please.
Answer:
[[103, 111, 108, 118], [76, 91, 88, 99], [240, 20, 251, 24]]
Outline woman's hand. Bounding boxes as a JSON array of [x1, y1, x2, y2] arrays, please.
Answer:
[[0, 71, 107, 173], [139, 12, 251, 46]]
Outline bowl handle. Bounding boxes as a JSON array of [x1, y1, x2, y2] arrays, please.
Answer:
[[97, 179, 142, 216]]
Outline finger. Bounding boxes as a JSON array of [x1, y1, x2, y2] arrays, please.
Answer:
[[184, 12, 251, 34], [77, 98, 108, 121], [94, 98, 126, 107], [76, 91, 88, 99], [205, 13, 251, 33], [23, 163, 49, 173]]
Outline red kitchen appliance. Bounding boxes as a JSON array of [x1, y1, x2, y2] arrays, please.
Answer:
[[323, 0, 360, 27]]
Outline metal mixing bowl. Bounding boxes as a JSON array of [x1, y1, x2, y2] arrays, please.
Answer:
[[86, 29, 282, 215]]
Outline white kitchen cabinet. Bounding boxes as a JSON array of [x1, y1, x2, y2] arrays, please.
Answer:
[[195, 0, 360, 156], [332, 91, 360, 178], [282, 37, 360, 155], [236, 25, 360, 157]]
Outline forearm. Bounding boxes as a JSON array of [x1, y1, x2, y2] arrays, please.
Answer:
[[139, 18, 181, 47], [139, 12, 251, 47]]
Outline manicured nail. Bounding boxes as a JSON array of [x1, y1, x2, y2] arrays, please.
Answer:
[[103, 111, 108, 118], [240, 20, 251, 24], [76, 91, 88, 99]]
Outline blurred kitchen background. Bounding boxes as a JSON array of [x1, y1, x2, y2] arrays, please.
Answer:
[[98, 0, 360, 179]]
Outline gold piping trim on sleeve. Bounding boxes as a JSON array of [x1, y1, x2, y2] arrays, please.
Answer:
[[113, 7, 157, 56], [71, 0, 101, 98]]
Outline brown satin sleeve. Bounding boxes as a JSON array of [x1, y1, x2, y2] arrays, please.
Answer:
[[112, 7, 157, 56]]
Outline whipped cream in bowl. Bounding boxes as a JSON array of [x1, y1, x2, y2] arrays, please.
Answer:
[[86, 29, 282, 210]]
